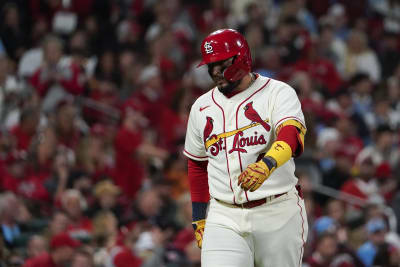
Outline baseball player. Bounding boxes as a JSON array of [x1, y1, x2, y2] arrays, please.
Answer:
[[184, 29, 308, 267]]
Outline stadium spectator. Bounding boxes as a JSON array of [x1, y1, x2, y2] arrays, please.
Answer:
[[23, 232, 81, 267], [26, 235, 47, 260], [357, 218, 387, 266]]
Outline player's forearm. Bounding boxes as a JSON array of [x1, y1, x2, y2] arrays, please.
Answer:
[[188, 159, 209, 221]]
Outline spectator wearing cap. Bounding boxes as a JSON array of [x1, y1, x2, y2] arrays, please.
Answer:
[[322, 146, 353, 192], [340, 150, 384, 206], [23, 232, 81, 267], [357, 218, 387, 267]]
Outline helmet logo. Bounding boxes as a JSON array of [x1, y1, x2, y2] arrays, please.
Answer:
[[204, 41, 213, 54]]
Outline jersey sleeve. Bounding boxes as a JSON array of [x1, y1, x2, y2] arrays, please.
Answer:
[[271, 84, 306, 132], [183, 104, 208, 161]]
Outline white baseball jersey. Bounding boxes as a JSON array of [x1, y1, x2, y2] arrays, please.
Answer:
[[184, 74, 306, 204]]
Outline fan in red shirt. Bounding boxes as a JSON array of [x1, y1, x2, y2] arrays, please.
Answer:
[[11, 106, 40, 152], [23, 232, 81, 267], [113, 104, 168, 199], [340, 151, 383, 207], [60, 189, 92, 240], [2, 152, 51, 202], [293, 39, 342, 96], [30, 35, 85, 98]]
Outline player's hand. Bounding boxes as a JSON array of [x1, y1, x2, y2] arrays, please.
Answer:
[[192, 219, 206, 249], [238, 160, 271, 192]]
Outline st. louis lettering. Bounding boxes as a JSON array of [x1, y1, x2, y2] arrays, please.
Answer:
[[228, 131, 266, 154]]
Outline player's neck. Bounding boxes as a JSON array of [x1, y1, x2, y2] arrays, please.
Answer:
[[237, 73, 256, 92], [223, 73, 256, 98]]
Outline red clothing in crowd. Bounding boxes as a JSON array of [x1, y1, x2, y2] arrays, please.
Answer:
[[129, 91, 168, 127], [173, 227, 196, 251], [30, 61, 85, 97], [341, 180, 369, 201], [56, 130, 81, 150], [23, 252, 57, 267], [2, 173, 50, 202], [11, 125, 33, 151], [157, 108, 187, 152], [113, 127, 144, 198], [25, 161, 53, 183], [340, 136, 364, 164], [66, 216, 93, 239], [108, 245, 142, 267], [293, 58, 342, 96]]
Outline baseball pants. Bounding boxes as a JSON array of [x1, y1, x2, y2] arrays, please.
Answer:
[[201, 187, 308, 267]]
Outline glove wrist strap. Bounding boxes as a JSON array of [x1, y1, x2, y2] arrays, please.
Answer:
[[192, 202, 208, 222]]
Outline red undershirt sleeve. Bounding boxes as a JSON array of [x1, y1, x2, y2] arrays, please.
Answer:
[[188, 158, 209, 202], [276, 125, 302, 157]]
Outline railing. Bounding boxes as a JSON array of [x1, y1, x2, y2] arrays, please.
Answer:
[[312, 184, 398, 232]]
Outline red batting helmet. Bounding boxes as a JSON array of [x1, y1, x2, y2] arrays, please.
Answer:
[[197, 29, 252, 82]]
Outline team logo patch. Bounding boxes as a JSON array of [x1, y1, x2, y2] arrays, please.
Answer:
[[203, 116, 214, 150], [204, 41, 213, 54]]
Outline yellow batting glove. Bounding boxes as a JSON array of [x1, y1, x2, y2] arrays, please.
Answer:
[[238, 141, 293, 192], [192, 219, 206, 248], [238, 160, 274, 192]]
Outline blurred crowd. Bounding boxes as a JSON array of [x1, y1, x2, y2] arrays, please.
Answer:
[[0, 0, 400, 266]]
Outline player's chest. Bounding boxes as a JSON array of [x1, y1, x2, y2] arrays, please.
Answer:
[[199, 96, 272, 157]]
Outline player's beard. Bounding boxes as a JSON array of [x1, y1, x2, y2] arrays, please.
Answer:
[[217, 80, 241, 95], [209, 70, 241, 95]]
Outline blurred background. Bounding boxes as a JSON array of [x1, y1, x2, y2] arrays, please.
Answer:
[[0, 0, 399, 266]]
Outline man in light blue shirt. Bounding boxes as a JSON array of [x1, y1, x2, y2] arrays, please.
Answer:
[[357, 218, 387, 267]]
